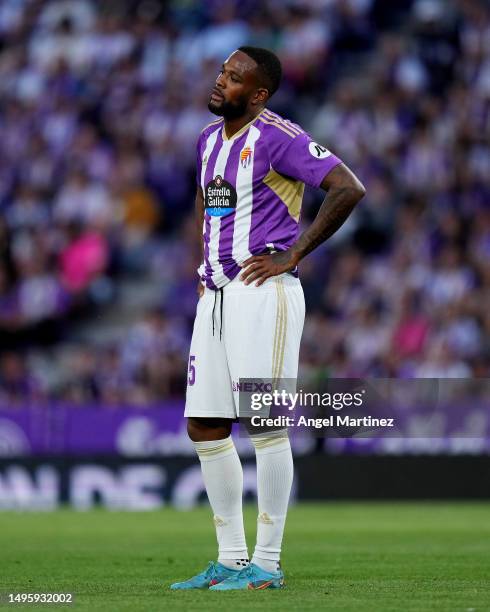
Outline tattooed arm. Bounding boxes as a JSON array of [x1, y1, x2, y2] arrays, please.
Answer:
[[240, 163, 366, 286]]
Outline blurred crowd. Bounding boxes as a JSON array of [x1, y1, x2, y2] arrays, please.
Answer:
[[0, 0, 488, 407]]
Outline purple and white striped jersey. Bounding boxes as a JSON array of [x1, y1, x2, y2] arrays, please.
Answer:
[[197, 108, 342, 289]]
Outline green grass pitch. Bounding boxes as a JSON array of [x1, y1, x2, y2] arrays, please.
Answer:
[[2, 502, 489, 611]]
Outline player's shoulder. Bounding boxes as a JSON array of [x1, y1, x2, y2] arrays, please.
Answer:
[[257, 108, 306, 141], [200, 117, 224, 138]]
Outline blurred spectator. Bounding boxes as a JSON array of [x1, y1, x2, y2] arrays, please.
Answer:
[[59, 223, 109, 293]]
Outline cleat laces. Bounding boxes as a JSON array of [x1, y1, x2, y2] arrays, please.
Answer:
[[228, 564, 253, 582], [203, 561, 219, 581]]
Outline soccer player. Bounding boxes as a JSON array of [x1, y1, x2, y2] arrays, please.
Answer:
[[170, 47, 365, 591]]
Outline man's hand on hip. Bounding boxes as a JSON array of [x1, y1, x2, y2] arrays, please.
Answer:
[[239, 250, 299, 286]]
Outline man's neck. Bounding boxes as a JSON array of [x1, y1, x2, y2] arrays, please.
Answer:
[[223, 107, 264, 139]]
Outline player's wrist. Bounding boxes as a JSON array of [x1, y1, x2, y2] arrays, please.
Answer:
[[288, 246, 303, 266]]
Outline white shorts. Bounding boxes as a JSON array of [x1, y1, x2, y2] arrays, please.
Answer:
[[185, 273, 305, 419]]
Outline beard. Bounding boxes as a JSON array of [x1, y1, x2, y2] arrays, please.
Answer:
[[208, 94, 248, 120]]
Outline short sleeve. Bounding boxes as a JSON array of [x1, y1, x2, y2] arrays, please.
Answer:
[[268, 131, 342, 188]]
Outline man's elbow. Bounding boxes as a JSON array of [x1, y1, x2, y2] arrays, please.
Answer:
[[321, 164, 366, 204], [351, 177, 366, 203]]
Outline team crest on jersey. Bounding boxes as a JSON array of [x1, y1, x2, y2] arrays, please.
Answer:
[[240, 146, 253, 168], [205, 175, 237, 217]]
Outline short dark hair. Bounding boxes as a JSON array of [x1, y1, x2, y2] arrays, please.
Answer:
[[238, 46, 282, 97]]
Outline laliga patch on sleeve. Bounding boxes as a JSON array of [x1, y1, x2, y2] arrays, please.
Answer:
[[308, 141, 332, 159]]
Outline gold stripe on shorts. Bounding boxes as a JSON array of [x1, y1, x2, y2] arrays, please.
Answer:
[[272, 278, 288, 383], [275, 279, 288, 380]]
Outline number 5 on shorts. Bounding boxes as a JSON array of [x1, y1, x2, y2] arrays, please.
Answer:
[[188, 355, 196, 386]]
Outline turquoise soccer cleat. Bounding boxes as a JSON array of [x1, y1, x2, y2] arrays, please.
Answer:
[[208, 562, 285, 591], [170, 561, 240, 590]]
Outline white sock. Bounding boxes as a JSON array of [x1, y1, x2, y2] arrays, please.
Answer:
[[193, 436, 248, 569], [250, 430, 293, 574]]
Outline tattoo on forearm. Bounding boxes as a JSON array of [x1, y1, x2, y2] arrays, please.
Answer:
[[293, 186, 361, 260]]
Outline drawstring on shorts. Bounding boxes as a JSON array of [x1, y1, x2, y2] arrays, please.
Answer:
[[211, 287, 224, 340]]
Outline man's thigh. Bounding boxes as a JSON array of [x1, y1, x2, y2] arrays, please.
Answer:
[[223, 275, 306, 414], [184, 290, 236, 419]]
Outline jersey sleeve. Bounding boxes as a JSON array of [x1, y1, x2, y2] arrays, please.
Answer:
[[267, 130, 342, 188]]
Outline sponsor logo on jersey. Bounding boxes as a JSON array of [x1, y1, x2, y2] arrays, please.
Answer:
[[308, 141, 331, 159], [240, 146, 253, 168], [205, 175, 237, 217]]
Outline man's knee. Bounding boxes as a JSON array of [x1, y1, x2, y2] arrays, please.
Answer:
[[187, 417, 233, 442]]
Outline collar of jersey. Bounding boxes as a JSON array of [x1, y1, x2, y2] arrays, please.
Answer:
[[221, 109, 266, 142]]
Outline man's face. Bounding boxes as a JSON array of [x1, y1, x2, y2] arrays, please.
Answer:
[[208, 51, 261, 119]]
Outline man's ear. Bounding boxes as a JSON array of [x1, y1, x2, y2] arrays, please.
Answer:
[[252, 88, 269, 106]]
